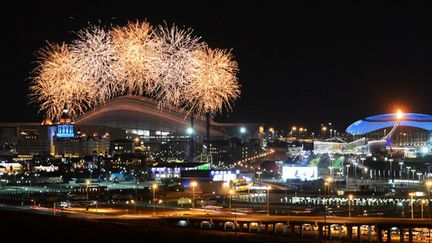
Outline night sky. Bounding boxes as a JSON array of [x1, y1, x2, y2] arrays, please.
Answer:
[[1, 3, 432, 132]]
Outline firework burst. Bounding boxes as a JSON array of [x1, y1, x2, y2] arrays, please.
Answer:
[[29, 22, 241, 121], [111, 21, 161, 95], [29, 43, 95, 120], [71, 25, 119, 104], [185, 47, 240, 115], [152, 24, 205, 108]]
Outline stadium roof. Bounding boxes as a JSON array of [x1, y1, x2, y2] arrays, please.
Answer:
[[75, 95, 260, 138], [346, 113, 432, 135], [76, 95, 224, 136]]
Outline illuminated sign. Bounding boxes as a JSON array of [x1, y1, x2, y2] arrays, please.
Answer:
[[56, 124, 74, 138], [282, 166, 318, 181], [211, 170, 237, 182]]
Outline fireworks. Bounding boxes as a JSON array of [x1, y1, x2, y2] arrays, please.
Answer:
[[185, 47, 240, 115], [29, 43, 94, 120], [71, 25, 119, 104], [111, 21, 161, 95], [30, 21, 241, 120], [152, 24, 205, 108]]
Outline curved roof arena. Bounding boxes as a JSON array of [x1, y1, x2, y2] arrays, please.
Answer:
[[346, 113, 432, 135], [76, 95, 224, 136]]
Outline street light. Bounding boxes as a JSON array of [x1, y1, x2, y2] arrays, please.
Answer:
[[86, 179, 90, 201], [152, 184, 158, 215], [353, 162, 358, 178], [239, 127, 246, 134], [266, 186, 271, 215], [191, 181, 197, 209], [325, 177, 333, 195], [409, 192, 415, 219], [131, 199, 136, 214], [321, 126, 327, 139], [417, 172, 423, 181], [346, 164, 351, 189], [389, 158, 394, 184], [421, 199, 425, 219], [229, 189, 234, 209], [348, 194, 354, 217], [291, 126, 297, 137], [324, 181, 329, 196], [399, 162, 404, 178]]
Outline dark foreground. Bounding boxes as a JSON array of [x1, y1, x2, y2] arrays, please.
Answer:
[[0, 210, 325, 243]]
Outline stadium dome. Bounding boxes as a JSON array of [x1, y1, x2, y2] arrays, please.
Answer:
[[346, 113, 432, 135], [76, 95, 224, 136]]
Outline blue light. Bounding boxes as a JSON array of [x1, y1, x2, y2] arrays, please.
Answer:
[[56, 125, 74, 138], [346, 113, 432, 135]]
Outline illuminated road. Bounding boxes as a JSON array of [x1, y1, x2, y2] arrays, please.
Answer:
[[2, 203, 432, 242], [2, 202, 431, 227]]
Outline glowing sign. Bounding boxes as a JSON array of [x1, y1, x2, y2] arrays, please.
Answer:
[[282, 166, 318, 181], [56, 124, 74, 138]]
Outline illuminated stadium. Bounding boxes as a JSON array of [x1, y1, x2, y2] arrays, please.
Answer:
[[346, 113, 432, 135], [75, 95, 259, 142], [345, 112, 432, 155]]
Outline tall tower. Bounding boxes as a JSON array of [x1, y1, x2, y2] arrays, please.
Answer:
[[56, 105, 75, 138]]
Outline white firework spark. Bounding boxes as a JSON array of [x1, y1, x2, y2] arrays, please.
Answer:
[[29, 43, 95, 120], [111, 21, 161, 95], [152, 24, 205, 108], [71, 25, 119, 105], [185, 47, 240, 115], [29, 22, 241, 121]]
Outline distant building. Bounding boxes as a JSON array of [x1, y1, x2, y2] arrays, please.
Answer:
[[110, 139, 135, 155], [210, 138, 261, 164]]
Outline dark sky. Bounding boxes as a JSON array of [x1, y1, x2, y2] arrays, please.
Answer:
[[1, 2, 432, 132]]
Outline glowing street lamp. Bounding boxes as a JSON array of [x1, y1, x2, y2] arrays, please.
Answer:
[[325, 177, 333, 195], [229, 189, 235, 209], [348, 194, 354, 217], [321, 126, 327, 139], [266, 186, 271, 215], [191, 181, 197, 209], [409, 192, 416, 219], [86, 179, 90, 201], [269, 128, 274, 135], [421, 199, 425, 219], [130, 199, 136, 214], [324, 181, 329, 195], [152, 184, 158, 215], [239, 127, 247, 134]]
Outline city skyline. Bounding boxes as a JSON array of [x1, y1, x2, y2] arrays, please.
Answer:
[[1, 3, 432, 242], [1, 3, 432, 131]]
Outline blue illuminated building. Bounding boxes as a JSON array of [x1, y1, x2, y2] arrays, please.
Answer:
[[346, 113, 432, 149], [346, 113, 432, 135], [56, 106, 75, 138], [56, 124, 74, 138]]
